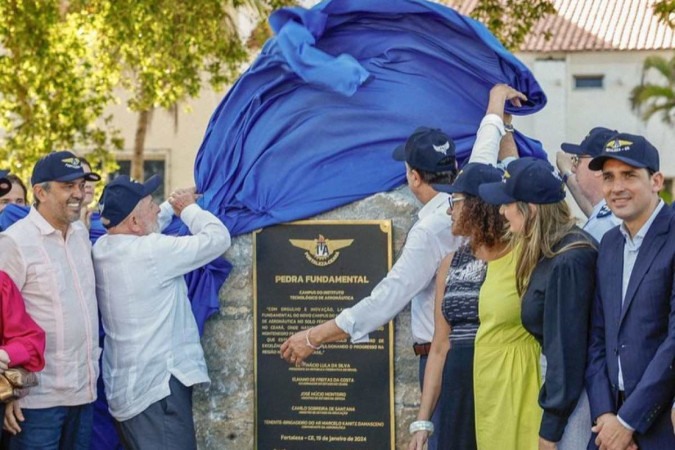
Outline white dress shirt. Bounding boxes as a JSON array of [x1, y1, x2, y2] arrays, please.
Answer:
[[0, 208, 100, 408], [468, 114, 505, 166], [335, 193, 461, 343], [335, 114, 504, 344], [92, 202, 231, 421]]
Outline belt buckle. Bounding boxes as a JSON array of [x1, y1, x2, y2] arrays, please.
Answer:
[[412, 342, 431, 356]]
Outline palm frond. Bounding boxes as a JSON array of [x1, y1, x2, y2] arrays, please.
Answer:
[[630, 53, 675, 124], [641, 55, 675, 82]]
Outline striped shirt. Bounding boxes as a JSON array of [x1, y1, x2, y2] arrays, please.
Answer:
[[0, 207, 99, 408]]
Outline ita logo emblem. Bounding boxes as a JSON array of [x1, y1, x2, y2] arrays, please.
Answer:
[[289, 234, 354, 267]]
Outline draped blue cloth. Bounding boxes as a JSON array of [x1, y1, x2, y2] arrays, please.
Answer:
[[194, 0, 547, 237], [0, 204, 28, 232]]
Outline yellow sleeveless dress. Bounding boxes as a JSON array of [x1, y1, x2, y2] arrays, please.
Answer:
[[473, 251, 542, 450]]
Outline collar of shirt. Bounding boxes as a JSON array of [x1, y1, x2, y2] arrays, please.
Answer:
[[590, 199, 608, 218], [418, 192, 450, 220], [619, 199, 665, 249], [27, 206, 78, 238]]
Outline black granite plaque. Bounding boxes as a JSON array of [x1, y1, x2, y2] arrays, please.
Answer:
[[254, 220, 394, 450]]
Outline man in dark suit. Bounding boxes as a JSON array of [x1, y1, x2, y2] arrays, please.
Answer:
[[585, 133, 675, 450]]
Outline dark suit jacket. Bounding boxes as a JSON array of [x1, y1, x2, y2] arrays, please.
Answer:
[[586, 203, 675, 448]]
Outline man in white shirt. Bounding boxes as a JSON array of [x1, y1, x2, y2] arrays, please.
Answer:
[[0, 151, 101, 449], [92, 175, 231, 450], [557, 127, 622, 242], [280, 127, 461, 450]]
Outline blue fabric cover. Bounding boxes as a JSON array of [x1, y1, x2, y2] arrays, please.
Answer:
[[194, 0, 547, 238]]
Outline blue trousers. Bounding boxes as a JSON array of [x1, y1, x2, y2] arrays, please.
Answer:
[[115, 376, 196, 450], [8, 403, 93, 450], [419, 354, 442, 450]]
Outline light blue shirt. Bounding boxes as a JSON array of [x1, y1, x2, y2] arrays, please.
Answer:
[[584, 200, 621, 242], [616, 200, 665, 429]]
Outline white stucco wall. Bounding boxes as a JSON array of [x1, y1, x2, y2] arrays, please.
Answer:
[[515, 50, 675, 179]]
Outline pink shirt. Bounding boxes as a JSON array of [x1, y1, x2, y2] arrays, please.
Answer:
[[0, 207, 99, 408], [0, 271, 45, 372]]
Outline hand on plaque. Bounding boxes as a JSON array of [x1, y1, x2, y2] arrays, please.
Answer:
[[280, 328, 318, 367]]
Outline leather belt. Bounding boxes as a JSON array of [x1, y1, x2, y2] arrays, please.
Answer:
[[413, 342, 432, 356]]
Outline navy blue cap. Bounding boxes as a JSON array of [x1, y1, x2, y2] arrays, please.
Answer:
[[479, 157, 566, 205], [589, 133, 659, 172], [561, 127, 618, 157], [31, 151, 101, 186], [99, 175, 162, 229], [0, 170, 10, 197], [433, 162, 503, 197], [392, 127, 456, 173]]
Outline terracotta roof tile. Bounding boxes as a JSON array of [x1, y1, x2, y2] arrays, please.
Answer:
[[439, 0, 674, 51]]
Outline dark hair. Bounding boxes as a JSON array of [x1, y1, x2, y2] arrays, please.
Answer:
[[33, 181, 50, 208], [4, 174, 27, 202], [411, 166, 458, 185], [453, 194, 506, 252]]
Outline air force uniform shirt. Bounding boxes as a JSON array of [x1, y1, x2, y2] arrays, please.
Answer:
[[584, 200, 621, 242]]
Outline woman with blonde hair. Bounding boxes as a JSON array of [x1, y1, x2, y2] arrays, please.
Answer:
[[480, 157, 597, 450]]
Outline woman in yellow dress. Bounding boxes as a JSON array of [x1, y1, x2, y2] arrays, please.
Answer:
[[471, 84, 543, 450], [480, 156, 596, 450], [471, 244, 542, 450]]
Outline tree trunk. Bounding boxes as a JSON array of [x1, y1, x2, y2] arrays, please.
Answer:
[[132, 109, 152, 181]]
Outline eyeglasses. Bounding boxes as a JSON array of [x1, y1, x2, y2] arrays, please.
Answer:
[[448, 195, 465, 210], [571, 155, 592, 168]]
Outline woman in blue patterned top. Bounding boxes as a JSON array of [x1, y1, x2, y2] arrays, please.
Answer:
[[409, 163, 505, 450]]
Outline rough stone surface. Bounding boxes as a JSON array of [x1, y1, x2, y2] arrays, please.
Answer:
[[195, 187, 426, 449]]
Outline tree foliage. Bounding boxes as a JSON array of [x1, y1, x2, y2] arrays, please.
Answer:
[[653, 0, 675, 28], [0, 0, 273, 183], [0, 1, 121, 185], [629, 1, 674, 125], [69, 0, 273, 180], [469, 0, 556, 50], [76, 0, 251, 112], [630, 54, 675, 124]]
